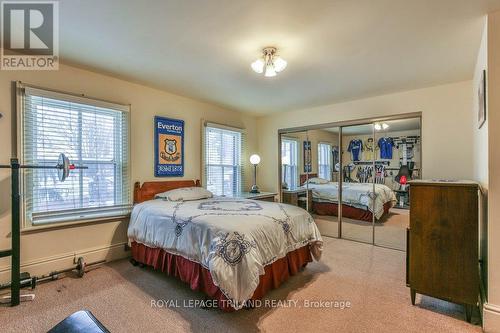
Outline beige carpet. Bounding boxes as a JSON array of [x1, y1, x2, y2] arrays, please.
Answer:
[[314, 208, 409, 250], [0, 237, 480, 333]]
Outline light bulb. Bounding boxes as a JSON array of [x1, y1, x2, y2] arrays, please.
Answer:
[[374, 123, 382, 131], [273, 57, 287, 72], [251, 59, 264, 73], [264, 64, 276, 77], [250, 154, 261, 165], [382, 123, 389, 130]]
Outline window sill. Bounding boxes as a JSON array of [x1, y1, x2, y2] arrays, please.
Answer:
[[21, 213, 130, 234]]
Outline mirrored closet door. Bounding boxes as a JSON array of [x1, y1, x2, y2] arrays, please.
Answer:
[[279, 130, 313, 221], [341, 123, 375, 244], [305, 127, 340, 238], [278, 114, 421, 251], [279, 128, 341, 238], [373, 118, 421, 250]]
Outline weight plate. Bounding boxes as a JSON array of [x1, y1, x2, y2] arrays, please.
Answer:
[[58, 153, 70, 182], [76, 257, 86, 278]]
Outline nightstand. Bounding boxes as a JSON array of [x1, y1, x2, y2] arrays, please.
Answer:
[[234, 192, 277, 202], [282, 188, 312, 211]]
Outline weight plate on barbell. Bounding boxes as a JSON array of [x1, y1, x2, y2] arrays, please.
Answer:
[[58, 153, 70, 182]]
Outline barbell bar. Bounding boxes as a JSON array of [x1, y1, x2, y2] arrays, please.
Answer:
[[0, 153, 87, 181]]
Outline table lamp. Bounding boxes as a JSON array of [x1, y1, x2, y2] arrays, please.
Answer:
[[250, 154, 261, 193]]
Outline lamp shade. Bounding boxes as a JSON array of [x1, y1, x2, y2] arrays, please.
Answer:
[[264, 64, 276, 77], [251, 59, 265, 73], [250, 154, 261, 165], [274, 57, 287, 72]]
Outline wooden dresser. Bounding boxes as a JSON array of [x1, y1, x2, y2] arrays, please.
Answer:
[[407, 180, 480, 322]]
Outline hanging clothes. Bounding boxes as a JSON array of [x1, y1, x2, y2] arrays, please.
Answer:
[[374, 165, 386, 184], [363, 138, 377, 161], [377, 137, 394, 159], [343, 164, 356, 182], [348, 139, 363, 161], [356, 165, 373, 183]]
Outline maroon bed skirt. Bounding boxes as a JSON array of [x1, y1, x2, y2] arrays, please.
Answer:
[[312, 201, 393, 221], [130, 241, 312, 311]]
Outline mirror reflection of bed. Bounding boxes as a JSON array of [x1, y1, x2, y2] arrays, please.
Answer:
[[279, 117, 421, 251]]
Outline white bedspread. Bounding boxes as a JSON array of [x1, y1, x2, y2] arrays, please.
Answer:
[[128, 198, 322, 309], [304, 182, 396, 219]]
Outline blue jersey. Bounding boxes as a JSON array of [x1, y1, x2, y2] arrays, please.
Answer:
[[348, 139, 363, 161], [378, 137, 394, 159]]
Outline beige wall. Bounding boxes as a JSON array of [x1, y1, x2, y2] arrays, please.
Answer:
[[257, 80, 474, 193], [473, 19, 489, 189], [472, 16, 492, 330], [484, 11, 500, 333], [0, 63, 257, 282]]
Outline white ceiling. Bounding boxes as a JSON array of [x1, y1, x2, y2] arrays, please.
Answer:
[[59, 0, 500, 114]]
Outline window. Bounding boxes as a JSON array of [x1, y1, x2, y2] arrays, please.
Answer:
[[203, 123, 245, 196], [318, 143, 332, 181], [281, 138, 298, 189], [20, 85, 130, 226]]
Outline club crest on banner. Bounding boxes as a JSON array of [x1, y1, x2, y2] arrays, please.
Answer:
[[162, 138, 180, 162], [155, 116, 184, 177]]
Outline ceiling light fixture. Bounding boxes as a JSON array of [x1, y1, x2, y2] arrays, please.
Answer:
[[251, 47, 287, 77], [374, 123, 389, 131]]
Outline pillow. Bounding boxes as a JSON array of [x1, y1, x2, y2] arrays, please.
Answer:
[[156, 187, 213, 201], [305, 177, 329, 185]]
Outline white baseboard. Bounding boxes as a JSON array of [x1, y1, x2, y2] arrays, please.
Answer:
[[484, 303, 500, 333], [0, 242, 130, 283]]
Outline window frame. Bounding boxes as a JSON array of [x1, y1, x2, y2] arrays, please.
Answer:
[[281, 137, 299, 189], [202, 122, 245, 196], [318, 142, 333, 181], [17, 83, 131, 228]]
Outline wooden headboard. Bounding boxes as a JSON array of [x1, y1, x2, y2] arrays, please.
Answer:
[[133, 180, 201, 203], [300, 173, 318, 186]]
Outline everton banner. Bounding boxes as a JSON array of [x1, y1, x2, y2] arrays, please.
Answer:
[[154, 116, 184, 177]]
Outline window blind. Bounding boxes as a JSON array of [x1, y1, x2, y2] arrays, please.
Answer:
[[281, 138, 298, 189], [20, 85, 131, 226], [203, 123, 246, 196], [318, 142, 332, 181]]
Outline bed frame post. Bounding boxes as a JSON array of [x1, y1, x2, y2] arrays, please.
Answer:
[[133, 182, 141, 204]]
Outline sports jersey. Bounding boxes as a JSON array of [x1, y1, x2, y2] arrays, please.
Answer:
[[378, 137, 394, 159], [363, 138, 377, 161], [348, 139, 363, 161]]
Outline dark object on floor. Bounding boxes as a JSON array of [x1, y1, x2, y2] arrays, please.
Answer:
[[48, 310, 110, 333], [406, 180, 480, 323]]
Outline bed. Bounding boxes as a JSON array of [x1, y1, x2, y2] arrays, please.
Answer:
[[128, 180, 323, 311], [300, 174, 396, 222]]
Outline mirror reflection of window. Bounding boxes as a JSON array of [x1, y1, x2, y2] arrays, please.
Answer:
[[281, 138, 298, 189], [318, 142, 332, 181]]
